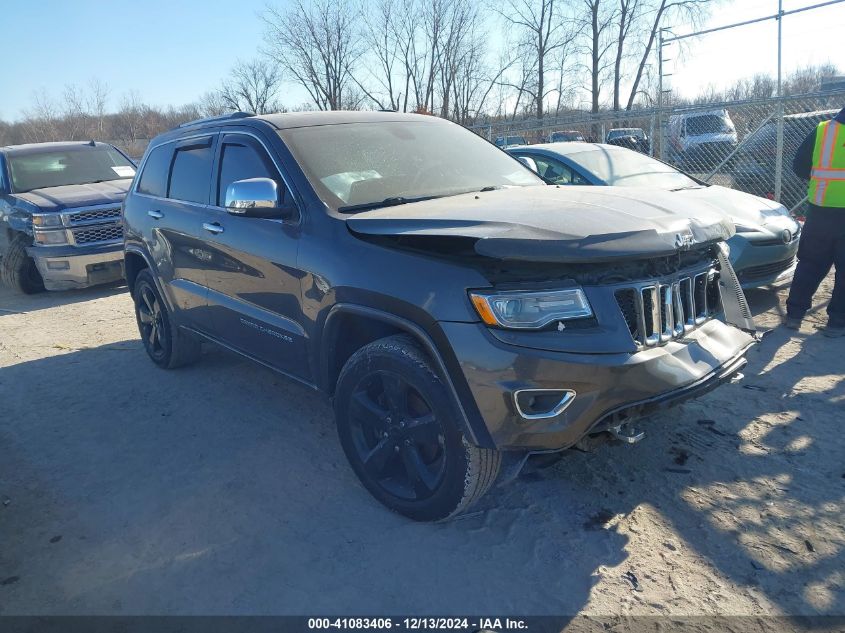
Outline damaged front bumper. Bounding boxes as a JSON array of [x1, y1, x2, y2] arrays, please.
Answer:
[[442, 318, 755, 452], [26, 243, 124, 291]]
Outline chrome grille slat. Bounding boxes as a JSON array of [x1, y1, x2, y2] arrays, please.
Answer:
[[615, 267, 721, 347], [659, 284, 674, 342]]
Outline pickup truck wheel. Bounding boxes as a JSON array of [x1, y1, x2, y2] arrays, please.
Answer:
[[334, 335, 501, 521], [133, 269, 201, 369], [1, 232, 45, 294]]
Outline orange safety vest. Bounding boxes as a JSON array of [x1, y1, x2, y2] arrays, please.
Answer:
[[808, 119, 845, 208]]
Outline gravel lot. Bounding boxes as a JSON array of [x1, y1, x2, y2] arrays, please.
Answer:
[[1, 276, 843, 617]]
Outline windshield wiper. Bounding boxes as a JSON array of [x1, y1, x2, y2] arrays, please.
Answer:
[[670, 184, 705, 192], [338, 194, 444, 213]]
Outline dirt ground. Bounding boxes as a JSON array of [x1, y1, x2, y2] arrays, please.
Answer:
[[0, 275, 843, 617]]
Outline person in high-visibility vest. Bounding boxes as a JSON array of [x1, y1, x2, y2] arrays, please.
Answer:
[[785, 106, 845, 337]]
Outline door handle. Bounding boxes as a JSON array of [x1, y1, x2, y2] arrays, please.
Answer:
[[148, 210, 164, 219], [202, 222, 224, 235]]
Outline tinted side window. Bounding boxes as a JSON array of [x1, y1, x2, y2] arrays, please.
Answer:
[[217, 141, 278, 206], [168, 140, 214, 204], [533, 156, 575, 185], [137, 144, 172, 197]]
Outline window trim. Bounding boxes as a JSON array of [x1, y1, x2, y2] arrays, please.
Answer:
[[214, 133, 283, 208], [207, 131, 301, 222], [166, 135, 216, 205], [134, 130, 301, 223], [133, 133, 211, 201]]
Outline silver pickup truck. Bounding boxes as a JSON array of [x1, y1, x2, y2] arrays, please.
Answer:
[[0, 141, 135, 293]]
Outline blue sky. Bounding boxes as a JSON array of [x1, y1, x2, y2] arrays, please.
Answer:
[[1, 0, 843, 121], [0, 0, 270, 120]]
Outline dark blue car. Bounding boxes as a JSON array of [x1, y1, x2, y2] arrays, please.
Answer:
[[0, 141, 135, 293]]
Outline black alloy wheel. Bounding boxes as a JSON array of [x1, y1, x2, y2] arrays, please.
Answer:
[[348, 369, 447, 501], [137, 282, 169, 363], [334, 335, 502, 521]]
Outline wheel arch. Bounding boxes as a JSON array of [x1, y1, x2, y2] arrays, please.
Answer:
[[320, 303, 494, 448], [123, 247, 175, 314], [124, 249, 149, 298]]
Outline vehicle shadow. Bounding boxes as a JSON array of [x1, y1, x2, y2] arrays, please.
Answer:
[[0, 281, 127, 315], [1, 303, 842, 617], [0, 340, 620, 616]]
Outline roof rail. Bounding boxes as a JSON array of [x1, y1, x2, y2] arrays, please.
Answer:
[[177, 111, 254, 129]]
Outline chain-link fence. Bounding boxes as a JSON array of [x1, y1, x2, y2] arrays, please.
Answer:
[[468, 89, 845, 217]]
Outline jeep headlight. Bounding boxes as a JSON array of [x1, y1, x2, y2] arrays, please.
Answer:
[[34, 230, 68, 245], [469, 288, 593, 329], [32, 213, 63, 228]]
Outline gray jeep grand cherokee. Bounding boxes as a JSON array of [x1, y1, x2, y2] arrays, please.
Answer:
[[123, 111, 756, 521]]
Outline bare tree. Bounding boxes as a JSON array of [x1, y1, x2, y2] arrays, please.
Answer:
[[114, 90, 148, 150], [219, 59, 283, 114], [784, 62, 839, 95], [21, 89, 60, 143], [497, 0, 577, 121], [197, 90, 230, 117], [624, 0, 713, 111], [448, 9, 509, 124], [262, 0, 361, 110], [61, 84, 89, 140], [87, 79, 110, 136], [611, 0, 639, 110], [581, 0, 617, 114], [354, 0, 410, 110]]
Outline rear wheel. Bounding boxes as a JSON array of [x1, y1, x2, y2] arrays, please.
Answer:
[[1, 232, 45, 294], [133, 268, 201, 369], [334, 335, 501, 521]]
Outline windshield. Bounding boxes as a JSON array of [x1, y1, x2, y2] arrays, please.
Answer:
[[568, 147, 699, 189], [279, 121, 543, 211], [8, 146, 135, 193], [497, 135, 527, 146], [608, 129, 643, 140], [552, 132, 583, 141], [686, 114, 734, 136]]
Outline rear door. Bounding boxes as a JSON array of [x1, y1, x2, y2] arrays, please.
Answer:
[[202, 132, 309, 380], [130, 135, 217, 331]]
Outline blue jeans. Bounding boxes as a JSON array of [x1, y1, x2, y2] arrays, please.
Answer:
[[786, 206, 845, 323]]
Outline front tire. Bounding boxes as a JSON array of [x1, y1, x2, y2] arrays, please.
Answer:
[[334, 335, 501, 521], [1, 232, 45, 294], [133, 268, 201, 369]]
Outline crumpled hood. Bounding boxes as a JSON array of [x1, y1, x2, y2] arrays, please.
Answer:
[[346, 186, 735, 263], [12, 180, 131, 212], [674, 185, 801, 234]]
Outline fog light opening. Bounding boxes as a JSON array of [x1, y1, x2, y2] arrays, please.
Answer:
[[514, 389, 576, 420], [46, 260, 70, 271]]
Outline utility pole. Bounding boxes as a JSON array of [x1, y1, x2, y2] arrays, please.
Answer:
[[774, 0, 785, 202], [657, 28, 673, 161], [658, 29, 665, 160]]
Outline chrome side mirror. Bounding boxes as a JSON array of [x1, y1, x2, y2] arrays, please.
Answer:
[[225, 177, 296, 220]]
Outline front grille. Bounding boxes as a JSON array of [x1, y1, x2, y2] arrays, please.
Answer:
[[71, 224, 124, 245], [737, 256, 796, 281], [615, 268, 721, 346], [66, 206, 122, 225]]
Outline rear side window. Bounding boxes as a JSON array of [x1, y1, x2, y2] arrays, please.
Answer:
[[137, 144, 172, 197], [217, 140, 278, 206], [168, 139, 214, 204]]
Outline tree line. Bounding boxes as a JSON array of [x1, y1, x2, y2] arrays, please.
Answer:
[[0, 0, 840, 154]]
